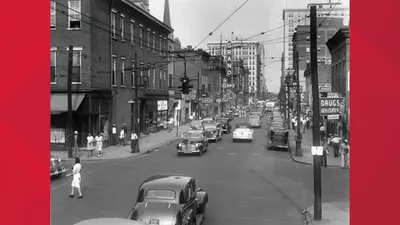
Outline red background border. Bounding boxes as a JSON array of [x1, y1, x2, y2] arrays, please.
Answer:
[[0, 0, 399, 224], [0, 1, 50, 225]]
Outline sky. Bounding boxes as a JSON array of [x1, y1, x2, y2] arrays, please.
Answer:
[[149, 0, 350, 93]]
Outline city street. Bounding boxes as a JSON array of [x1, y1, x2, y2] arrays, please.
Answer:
[[51, 115, 349, 225]]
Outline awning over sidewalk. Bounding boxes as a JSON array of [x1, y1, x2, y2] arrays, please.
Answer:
[[51, 93, 86, 114]]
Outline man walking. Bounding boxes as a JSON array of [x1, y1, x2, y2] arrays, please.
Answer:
[[112, 124, 117, 146], [330, 134, 341, 157], [130, 130, 139, 153], [119, 127, 125, 146], [322, 139, 330, 167], [340, 139, 350, 169]]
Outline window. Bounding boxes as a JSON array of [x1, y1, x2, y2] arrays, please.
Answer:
[[121, 57, 125, 86], [152, 32, 156, 53], [130, 20, 135, 44], [71, 47, 82, 83], [152, 67, 156, 89], [306, 47, 310, 53], [168, 74, 173, 88], [147, 63, 151, 88], [159, 69, 162, 89], [163, 69, 167, 89], [317, 47, 321, 52], [68, 0, 81, 29], [112, 56, 117, 86], [168, 46, 172, 61], [120, 14, 125, 41], [111, 10, 116, 37], [140, 62, 144, 84], [131, 60, 135, 87], [159, 35, 162, 56], [50, 1, 56, 29], [147, 28, 151, 51], [50, 48, 56, 83], [306, 36, 310, 41], [139, 25, 143, 48], [208, 84, 211, 92]]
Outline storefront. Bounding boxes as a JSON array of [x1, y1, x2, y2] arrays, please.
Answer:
[[157, 100, 169, 127]]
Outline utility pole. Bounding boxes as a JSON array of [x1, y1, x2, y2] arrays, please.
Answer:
[[134, 53, 140, 148], [295, 51, 302, 156], [67, 45, 73, 159], [283, 86, 287, 120], [310, 5, 322, 221], [197, 71, 200, 117], [287, 74, 291, 128]]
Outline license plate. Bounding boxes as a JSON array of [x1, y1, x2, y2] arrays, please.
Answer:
[[149, 219, 159, 225]]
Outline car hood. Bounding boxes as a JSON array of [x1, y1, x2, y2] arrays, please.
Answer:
[[249, 120, 260, 123], [181, 138, 203, 144], [134, 202, 180, 225]]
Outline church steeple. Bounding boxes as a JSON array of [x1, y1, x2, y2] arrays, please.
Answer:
[[163, 0, 171, 28]]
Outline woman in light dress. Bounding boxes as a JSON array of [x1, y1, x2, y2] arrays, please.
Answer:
[[95, 133, 104, 157], [69, 157, 83, 199], [86, 133, 95, 158]]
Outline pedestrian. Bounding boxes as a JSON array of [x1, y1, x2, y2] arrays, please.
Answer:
[[168, 117, 174, 132], [123, 124, 128, 145], [95, 133, 103, 157], [68, 157, 83, 199], [306, 117, 310, 129], [319, 124, 326, 140], [322, 140, 330, 167], [291, 117, 295, 130], [130, 130, 139, 153], [86, 133, 95, 158], [112, 124, 117, 146], [189, 114, 194, 122], [119, 127, 125, 146], [340, 139, 350, 169], [330, 135, 341, 157]]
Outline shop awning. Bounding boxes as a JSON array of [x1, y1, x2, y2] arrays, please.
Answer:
[[51, 94, 86, 114]]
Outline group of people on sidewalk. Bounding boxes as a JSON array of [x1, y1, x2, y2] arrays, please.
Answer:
[[321, 133, 350, 169]]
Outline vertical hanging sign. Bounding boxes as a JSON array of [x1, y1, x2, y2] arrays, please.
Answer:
[[226, 41, 232, 77]]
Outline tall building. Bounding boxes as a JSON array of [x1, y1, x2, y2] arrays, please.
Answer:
[[50, 0, 172, 150], [281, 2, 349, 86], [207, 40, 264, 97]]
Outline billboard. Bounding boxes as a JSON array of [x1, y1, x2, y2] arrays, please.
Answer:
[[226, 41, 232, 77], [320, 95, 345, 115]]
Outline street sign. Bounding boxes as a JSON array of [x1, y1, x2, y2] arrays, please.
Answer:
[[226, 41, 232, 77], [327, 92, 339, 98], [311, 146, 323, 156], [320, 97, 345, 115], [327, 114, 339, 120]]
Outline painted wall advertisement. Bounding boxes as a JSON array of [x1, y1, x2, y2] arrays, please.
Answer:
[[157, 100, 168, 111]]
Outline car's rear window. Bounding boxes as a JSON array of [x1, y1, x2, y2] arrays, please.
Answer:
[[145, 189, 176, 200]]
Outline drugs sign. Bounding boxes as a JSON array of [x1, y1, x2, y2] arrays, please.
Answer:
[[320, 97, 345, 115]]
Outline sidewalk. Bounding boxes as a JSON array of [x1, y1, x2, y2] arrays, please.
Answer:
[[288, 128, 344, 167], [51, 124, 191, 161], [303, 202, 349, 225]]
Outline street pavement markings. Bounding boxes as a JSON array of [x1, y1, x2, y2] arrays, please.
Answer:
[[253, 153, 262, 156], [228, 152, 237, 155]]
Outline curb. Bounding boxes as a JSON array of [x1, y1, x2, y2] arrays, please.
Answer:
[[287, 142, 342, 168], [60, 131, 189, 162]]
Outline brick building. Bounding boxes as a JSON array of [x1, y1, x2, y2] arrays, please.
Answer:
[[50, 0, 173, 150], [292, 17, 343, 108], [304, 63, 331, 114], [174, 47, 211, 117], [326, 27, 350, 139], [208, 55, 226, 113]]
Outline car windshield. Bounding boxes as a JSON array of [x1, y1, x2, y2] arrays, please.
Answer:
[[145, 189, 176, 200], [250, 115, 260, 120], [183, 132, 203, 139], [204, 125, 217, 131]]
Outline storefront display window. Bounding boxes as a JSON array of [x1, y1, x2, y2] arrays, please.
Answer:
[[157, 100, 168, 127], [51, 128, 66, 143]]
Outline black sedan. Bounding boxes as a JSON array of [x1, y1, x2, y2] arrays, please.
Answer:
[[176, 130, 209, 156]]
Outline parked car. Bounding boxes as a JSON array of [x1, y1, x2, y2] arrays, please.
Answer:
[[128, 175, 208, 225], [177, 130, 209, 156], [190, 120, 204, 131], [267, 126, 289, 150], [233, 123, 254, 142], [50, 155, 68, 177], [216, 118, 231, 133], [248, 115, 262, 128], [74, 218, 149, 225], [202, 117, 215, 124], [204, 123, 222, 142]]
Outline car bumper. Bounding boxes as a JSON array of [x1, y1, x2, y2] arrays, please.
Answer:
[[250, 124, 261, 127], [233, 136, 252, 140], [50, 168, 68, 176], [222, 129, 229, 133], [207, 136, 218, 141], [177, 149, 201, 154]]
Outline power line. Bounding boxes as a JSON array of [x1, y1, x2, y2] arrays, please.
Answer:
[[191, 0, 251, 51]]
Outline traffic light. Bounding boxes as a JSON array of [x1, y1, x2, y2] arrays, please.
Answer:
[[178, 76, 193, 94]]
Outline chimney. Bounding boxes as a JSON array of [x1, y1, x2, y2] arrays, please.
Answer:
[[187, 45, 192, 50]]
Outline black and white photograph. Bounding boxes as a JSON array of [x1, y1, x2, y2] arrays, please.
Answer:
[[50, 0, 350, 224]]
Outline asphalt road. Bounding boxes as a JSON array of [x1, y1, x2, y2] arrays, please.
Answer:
[[51, 114, 349, 225]]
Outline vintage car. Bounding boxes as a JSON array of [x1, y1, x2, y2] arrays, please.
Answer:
[[233, 123, 254, 142], [204, 123, 222, 142], [177, 130, 208, 156], [190, 120, 204, 131], [50, 155, 68, 177], [202, 117, 215, 124], [216, 118, 231, 133], [248, 115, 262, 128], [267, 126, 289, 150], [128, 175, 208, 225], [74, 218, 149, 225]]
